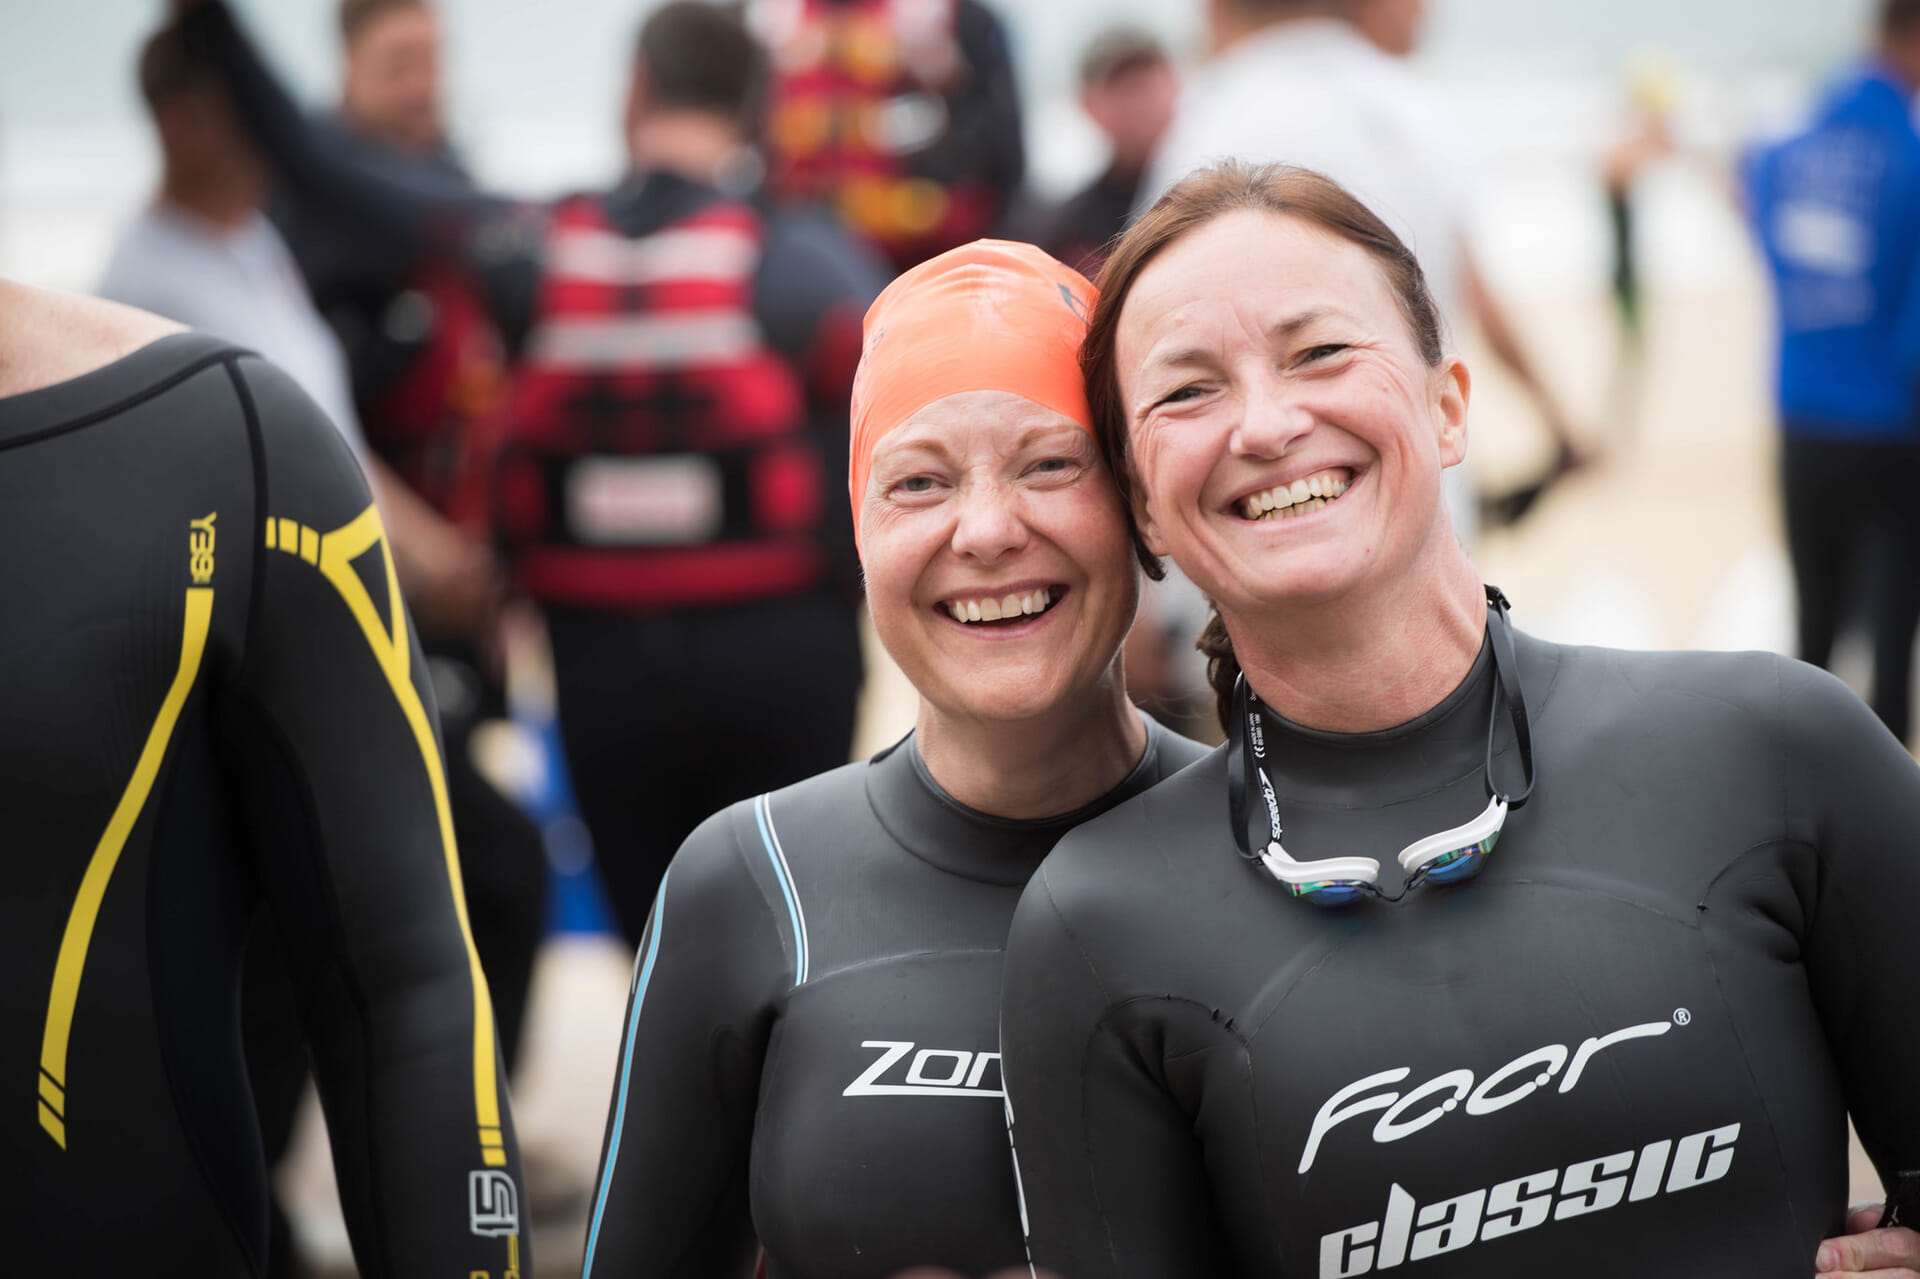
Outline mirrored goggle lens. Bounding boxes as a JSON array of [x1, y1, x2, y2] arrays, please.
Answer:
[[1289, 879, 1371, 907], [1419, 843, 1493, 885]]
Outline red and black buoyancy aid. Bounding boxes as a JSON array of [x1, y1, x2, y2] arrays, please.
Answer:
[[360, 264, 508, 528], [493, 194, 827, 611], [752, 0, 998, 271]]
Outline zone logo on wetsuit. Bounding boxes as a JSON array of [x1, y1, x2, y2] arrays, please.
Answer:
[[1318, 1121, 1741, 1277], [1300, 1014, 1686, 1173], [843, 1040, 1005, 1098]]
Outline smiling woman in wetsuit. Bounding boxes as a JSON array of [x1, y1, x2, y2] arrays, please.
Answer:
[[997, 162, 1920, 1279], [576, 240, 1206, 1279]]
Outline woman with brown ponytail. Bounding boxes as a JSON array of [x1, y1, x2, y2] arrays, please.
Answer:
[[998, 160, 1920, 1279]]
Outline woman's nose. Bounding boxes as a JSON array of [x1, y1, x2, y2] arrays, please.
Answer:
[[949, 482, 1032, 562], [1231, 377, 1315, 459]]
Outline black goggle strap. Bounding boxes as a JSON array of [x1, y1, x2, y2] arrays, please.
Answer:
[[1229, 673, 1391, 898], [1484, 585, 1536, 810], [1226, 672, 1265, 864], [1229, 588, 1534, 862]]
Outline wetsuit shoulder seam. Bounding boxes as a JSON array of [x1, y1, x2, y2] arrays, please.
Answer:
[[0, 347, 238, 454], [718, 796, 805, 996], [1692, 880, 1811, 1249], [221, 355, 269, 675], [1034, 866, 1117, 1005], [814, 947, 1006, 985]]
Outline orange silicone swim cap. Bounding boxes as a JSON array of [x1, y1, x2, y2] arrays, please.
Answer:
[[848, 240, 1097, 533]]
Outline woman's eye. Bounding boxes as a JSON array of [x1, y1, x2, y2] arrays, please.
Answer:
[[1158, 384, 1203, 406], [1303, 343, 1349, 362], [898, 475, 938, 494], [1031, 457, 1070, 473]]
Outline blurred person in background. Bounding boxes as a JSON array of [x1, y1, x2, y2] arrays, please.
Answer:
[[99, 23, 367, 461], [1599, 54, 1678, 439], [1144, 0, 1589, 543], [1, 278, 528, 1276], [177, 0, 884, 949], [747, 0, 1025, 273], [1036, 26, 1179, 280], [1601, 57, 1678, 349], [1743, 0, 1920, 745]]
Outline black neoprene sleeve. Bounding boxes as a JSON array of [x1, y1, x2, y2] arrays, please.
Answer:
[[222, 355, 529, 1277], [579, 810, 786, 1279]]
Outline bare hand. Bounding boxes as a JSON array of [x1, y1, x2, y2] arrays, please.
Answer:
[[1815, 1205, 1920, 1276]]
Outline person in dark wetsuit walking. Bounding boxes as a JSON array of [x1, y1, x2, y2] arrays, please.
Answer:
[[177, 0, 887, 947], [0, 281, 528, 1277], [579, 241, 1204, 1279], [998, 161, 1920, 1279]]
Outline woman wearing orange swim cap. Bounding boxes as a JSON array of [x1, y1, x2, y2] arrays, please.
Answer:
[[579, 240, 1206, 1279]]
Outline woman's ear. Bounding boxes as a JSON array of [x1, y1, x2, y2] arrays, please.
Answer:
[[1132, 478, 1170, 558], [1433, 356, 1471, 469]]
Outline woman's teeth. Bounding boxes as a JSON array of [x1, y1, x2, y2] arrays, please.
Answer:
[[1241, 470, 1350, 520], [947, 587, 1053, 624]]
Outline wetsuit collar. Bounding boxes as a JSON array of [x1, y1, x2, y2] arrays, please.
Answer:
[[866, 715, 1176, 886], [1245, 624, 1529, 806], [0, 332, 234, 448]]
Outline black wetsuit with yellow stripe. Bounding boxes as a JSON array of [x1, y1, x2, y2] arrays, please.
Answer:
[[0, 333, 526, 1277]]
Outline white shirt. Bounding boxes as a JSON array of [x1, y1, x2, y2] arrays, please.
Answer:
[[1141, 18, 1483, 543], [1144, 18, 1479, 315], [97, 203, 368, 458]]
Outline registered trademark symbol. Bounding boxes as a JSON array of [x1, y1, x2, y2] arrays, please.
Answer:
[[1673, 1008, 1692, 1026]]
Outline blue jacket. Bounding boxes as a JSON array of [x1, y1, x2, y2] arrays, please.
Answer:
[[1745, 62, 1920, 439]]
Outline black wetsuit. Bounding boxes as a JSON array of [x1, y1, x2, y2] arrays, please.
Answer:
[[581, 717, 1206, 1279], [1, 333, 527, 1277], [1002, 630, 1920, 1278]]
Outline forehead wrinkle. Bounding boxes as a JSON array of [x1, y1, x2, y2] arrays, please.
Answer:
[[1268, 304, 1363, 340], [877, 410, 1086, 470]]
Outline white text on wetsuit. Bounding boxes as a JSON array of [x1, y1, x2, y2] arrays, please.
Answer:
[[843, 1040, 1004, 1098], [1317, 1122, 1739, 1276], [1299, 1017, 1679, 1173]]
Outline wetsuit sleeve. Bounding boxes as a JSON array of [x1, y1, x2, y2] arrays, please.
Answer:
[[1001, 861, 1231, 1279], [1785, 662, 1920, 1183], [215, 355, 527, 1277], [580, 809, 790, 1278], [182, 1, 540, 342]]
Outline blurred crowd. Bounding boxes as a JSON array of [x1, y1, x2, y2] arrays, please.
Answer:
[[73, 0, 1920, 1271]]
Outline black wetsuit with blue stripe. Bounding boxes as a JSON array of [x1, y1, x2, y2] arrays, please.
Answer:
[[580, 716, 1206, 1279], [0, 332, 526, 1277]]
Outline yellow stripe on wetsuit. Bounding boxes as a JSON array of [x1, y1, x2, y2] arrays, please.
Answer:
[[265, 508, 505, 1167], [38, 587, 214, 1148]]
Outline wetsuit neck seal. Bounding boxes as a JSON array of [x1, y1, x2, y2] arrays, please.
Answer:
[[1227, 584, 1536, 906]]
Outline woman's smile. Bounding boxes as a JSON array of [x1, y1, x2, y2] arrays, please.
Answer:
[[1233, 466, 1361, 521], [938, 582, 1065, 627]]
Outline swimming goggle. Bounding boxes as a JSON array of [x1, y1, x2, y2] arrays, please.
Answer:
[[1226, 585, 1535, 906]]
